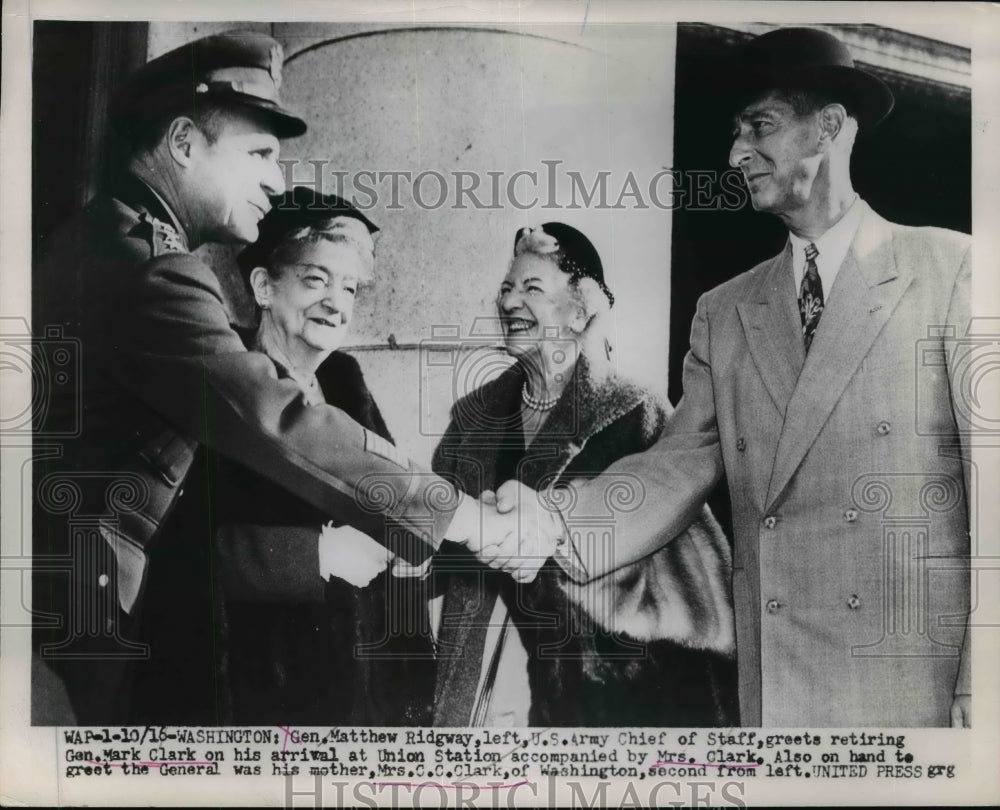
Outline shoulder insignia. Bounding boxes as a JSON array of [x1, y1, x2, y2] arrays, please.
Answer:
[[150, 216, 187, 256], [130, 210, 187, 257]]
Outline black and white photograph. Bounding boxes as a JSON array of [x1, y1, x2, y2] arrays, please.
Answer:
[[2, 1, 998, 806]]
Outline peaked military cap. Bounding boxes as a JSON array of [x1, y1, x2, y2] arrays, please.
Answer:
[[111, 30, 307, 140]]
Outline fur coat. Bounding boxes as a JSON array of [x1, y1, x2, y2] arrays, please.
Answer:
[[432, 354, 737, 726]]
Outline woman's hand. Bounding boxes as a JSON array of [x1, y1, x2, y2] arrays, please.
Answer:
[[318, 522, 392, 587]]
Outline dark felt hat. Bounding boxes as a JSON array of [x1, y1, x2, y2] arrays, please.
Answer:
[[731, 27, 894, 127], [237, 186, 379, 276], [111, 30, 307, 139]]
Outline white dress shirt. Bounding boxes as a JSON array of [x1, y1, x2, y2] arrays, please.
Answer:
[[788, 195, 865, 302]]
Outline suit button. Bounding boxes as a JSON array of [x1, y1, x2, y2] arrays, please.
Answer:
[[98, 574, 109, 588], [765, 599, 781, 614], [847, 594, 861, 610], [736, 437, 747, 452], [763, 516, 778, 530], [178, 488, 185, 499], [844, 509, 858, 522], [875, 420, 891, 436]]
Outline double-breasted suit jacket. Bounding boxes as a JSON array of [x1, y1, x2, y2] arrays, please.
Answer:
[[566, 201, 972, 726]]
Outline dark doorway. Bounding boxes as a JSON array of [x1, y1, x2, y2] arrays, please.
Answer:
[[32, 21, 148, 266]]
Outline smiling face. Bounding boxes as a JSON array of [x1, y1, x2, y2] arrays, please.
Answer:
[[729, 92, 823, 218], [497, 253, 585, 359], [185, 108, 285, 244], [253, 238, 367, 369]]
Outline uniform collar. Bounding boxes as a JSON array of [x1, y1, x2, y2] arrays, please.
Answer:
[[112, 173, 189, 249]]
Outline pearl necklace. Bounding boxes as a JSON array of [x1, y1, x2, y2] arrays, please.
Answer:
[[521, 384, 559, 411]]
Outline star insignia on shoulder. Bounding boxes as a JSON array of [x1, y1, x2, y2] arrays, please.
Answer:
[[147, 215, 186, 255]]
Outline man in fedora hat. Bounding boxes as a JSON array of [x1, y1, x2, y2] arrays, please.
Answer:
[[33, 30, 497, 724], [487, 26, 972, 727]]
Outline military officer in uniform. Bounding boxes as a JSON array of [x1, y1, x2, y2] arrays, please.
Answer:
[[32, 31, 496, 724]]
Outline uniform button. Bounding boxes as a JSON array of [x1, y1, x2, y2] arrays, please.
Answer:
[[765, 599, 781, 614], [736, 437, 747, 452], [847, 594, 861, 610], [98, 574, 109, 588], [177, 488, 185, 499], [844, 509, 858, 522], [763, 516, 778, 530], [875, 420, 891, 436]]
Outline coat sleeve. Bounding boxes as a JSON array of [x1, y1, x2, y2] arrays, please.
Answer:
[[561, 294, 725, 582], [215, 354, 398, 604], [216, 524, 325, 603], [552, 390, 735, 654], [945, 243, 973, 697], [113, 253, 459, 563]]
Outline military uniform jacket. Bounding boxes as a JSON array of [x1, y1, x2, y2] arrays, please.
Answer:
[[33, 175, 457, 723], [566, 201, 972, 726]]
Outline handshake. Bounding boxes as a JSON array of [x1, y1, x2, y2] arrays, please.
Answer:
[[445, 480, 566, 583], [321, 481, 565, 587]]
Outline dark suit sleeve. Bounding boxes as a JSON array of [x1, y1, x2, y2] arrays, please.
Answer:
[[563, 294, 725, 582], [216, 524, 325, 603], [216, 354, 399, 604], [113, 253, 459, 563]]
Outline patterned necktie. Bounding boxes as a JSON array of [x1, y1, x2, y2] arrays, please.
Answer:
[[799, 242, 824, 352]]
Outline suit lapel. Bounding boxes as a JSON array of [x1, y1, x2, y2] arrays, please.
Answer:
[[736, 247, 805, 416], [765, 205, 912, 509]]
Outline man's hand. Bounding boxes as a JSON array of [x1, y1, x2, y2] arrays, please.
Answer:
[[318, 522, 392, 588], [443, 484, 564, 582], [476, 481, 563, 583], [950, 694, 971, 728], [444, 491, 489, 546]]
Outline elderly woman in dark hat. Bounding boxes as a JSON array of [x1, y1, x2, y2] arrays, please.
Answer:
[[212, 187, 434, 725], [432, 223, 737, 726]]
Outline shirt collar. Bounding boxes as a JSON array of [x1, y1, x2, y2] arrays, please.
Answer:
[[788, 195, 864, 295]]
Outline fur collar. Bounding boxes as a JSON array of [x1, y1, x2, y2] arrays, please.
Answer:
[[444, 352, 661, 494], [435, 350, 735, 661]]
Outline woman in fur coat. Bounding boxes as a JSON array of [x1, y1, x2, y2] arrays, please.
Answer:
[[432, 223, 738, 726]]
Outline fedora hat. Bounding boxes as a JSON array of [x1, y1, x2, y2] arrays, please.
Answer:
[[731, 27, 894, 127]]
